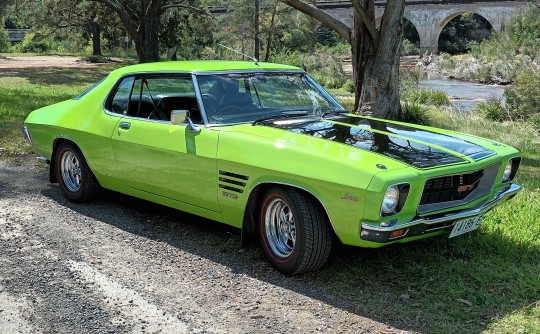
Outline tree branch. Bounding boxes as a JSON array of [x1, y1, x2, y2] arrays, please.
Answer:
[[278, 0, 351, 43], [88, 0, 140, 38], [161, 2, 214, 18], [350, 0, 378, 42]]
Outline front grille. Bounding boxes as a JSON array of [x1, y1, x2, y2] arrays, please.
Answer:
[[421, 170, 484, 205], [418, 164, 500, 215]]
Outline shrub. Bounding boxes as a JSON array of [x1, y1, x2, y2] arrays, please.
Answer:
[[401, 101, 430, 125], [343, 79, 355, 93], [474, 96, 507, 121], [0, 26, 9, 52], [403, 88, 450, 107], [530, 113, 540, 133], [506, 69, 540, 120], [270, 50, 302, 67], [20, 30, 52, 53], [400, 38, 419, 56]]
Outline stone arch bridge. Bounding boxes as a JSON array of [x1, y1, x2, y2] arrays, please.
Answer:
[[315, 0, 527, 53]]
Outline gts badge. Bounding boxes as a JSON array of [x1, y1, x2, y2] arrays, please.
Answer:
[[222, 191, 238, 200], [341, 193, 358, 202]]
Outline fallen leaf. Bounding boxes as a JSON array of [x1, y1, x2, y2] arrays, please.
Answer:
[[411, 303, 421, 307], [457, 298, 473, 306]]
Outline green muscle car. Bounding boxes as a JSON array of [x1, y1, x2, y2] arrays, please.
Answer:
[[23, 61, 521, 274]]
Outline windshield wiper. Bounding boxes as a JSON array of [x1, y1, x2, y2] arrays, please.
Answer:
[[252, 111, 310, 126], [321, 109, 347, 118]]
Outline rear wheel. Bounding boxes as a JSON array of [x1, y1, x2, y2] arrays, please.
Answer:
[[259, 187, 332, 274], [55, 142, 100, 203]]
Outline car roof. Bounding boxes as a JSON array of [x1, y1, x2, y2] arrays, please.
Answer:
[[111, 60, 302, 76]]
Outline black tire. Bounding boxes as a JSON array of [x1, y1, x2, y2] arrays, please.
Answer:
[[259, 187, 332, 274], [55, 142, 100, 203]]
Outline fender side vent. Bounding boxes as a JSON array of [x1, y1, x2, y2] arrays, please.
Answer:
[[219, 170, 249, 180], [218, 170, 249, 194]]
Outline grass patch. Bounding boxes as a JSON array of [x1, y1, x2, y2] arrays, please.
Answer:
[[0, 65, 121, 157]]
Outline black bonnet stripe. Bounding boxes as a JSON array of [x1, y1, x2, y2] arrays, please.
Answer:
[[269, 119, 466, 168], [334, 116, 495, 161]]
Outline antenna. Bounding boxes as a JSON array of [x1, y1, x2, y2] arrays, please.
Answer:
[[217, 43, 259, 64]]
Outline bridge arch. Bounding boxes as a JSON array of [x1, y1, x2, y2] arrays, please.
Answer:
[[437, 12, 493, 54], [312, 1, 526, 54]]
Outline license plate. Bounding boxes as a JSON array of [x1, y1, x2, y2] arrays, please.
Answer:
[[448, 215, 484, 238]]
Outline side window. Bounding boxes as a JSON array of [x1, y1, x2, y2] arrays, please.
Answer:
[[128, 77, 200, 122], [109, 77, 135, 115]]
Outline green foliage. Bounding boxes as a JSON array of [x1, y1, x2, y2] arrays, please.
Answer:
[[269, 50, 302, 67], [20, 30, 52, 53], [400, 38, 419, 56], [270, 50, 347, 89], [400, 100, 430, 125], [504, 69, 540, 121], [439, 12, 492, 54], [530, 113, 540, 133], [473, 96, 507, 121], [343, 79, 354, 93], [0, 25, 9, 52], [321, 42, 350, 59], [160, 1, 213, 60], [403, 88, 450, 107]]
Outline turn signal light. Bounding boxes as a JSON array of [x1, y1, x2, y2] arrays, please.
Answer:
[[389, 228, 408, 239]]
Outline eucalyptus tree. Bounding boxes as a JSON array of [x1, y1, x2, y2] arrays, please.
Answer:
[[38, 0, 115, 55], [278, 0, 406, 120], [88, 0, 211, 62]]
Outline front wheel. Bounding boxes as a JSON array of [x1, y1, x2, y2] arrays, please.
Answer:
[[55, 142, 100, 203], [259, 187, 332, 274]]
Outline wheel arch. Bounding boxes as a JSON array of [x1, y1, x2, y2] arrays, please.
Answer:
[[241, 182, 338, 246], [50, 138, 97, 185]]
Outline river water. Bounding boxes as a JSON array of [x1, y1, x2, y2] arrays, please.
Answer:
[[419, 75, 506, 111]]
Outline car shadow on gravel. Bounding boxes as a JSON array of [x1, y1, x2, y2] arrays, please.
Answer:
[[41, 184, 540, 333]]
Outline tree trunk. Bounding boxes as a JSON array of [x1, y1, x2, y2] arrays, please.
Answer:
[[353, 0, 405, 119], [278, 0, 405, 120], [89, 22, 102, 56], [254, 0, 260, 61], [133, 1, 161, 63], [265, 1, 278, 62]]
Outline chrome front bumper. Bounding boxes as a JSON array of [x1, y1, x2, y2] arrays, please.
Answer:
[[361, 183, 521, 242]]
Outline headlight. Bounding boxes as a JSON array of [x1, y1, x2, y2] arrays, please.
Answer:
[[381, 185, 400, 214], [501, 160, 513, 182]]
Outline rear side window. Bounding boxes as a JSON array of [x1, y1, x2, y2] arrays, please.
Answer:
[[108, 77, 135, 115]]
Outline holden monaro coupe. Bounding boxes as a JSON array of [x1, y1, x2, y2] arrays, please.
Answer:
[[23, 61, 521, 274]]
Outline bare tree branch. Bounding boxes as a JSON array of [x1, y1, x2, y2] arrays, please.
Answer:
[[88, 0, 140, 38]]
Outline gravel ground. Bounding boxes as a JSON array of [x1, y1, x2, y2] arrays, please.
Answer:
[[0, 155, 401, 334], [0, 55, 124, 69]]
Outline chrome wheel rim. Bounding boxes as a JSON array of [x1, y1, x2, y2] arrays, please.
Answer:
[[264, 198, 296, 258], [60, 151, 81, 192]]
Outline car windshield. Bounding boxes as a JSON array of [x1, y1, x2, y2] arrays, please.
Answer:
[[195, 72, 344, 125]]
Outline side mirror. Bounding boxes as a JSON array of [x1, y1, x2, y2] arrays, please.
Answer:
[[171, 109, 188, 125], [171, 109, 201, 134]]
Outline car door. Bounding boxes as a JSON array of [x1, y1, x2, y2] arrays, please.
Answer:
[[107, 75, 220, 213]]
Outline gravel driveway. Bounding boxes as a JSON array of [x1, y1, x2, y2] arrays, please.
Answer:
[[0, 155, 400, 333]]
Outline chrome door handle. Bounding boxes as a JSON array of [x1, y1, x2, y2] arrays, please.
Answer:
[[119, 122, 131, 130]]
